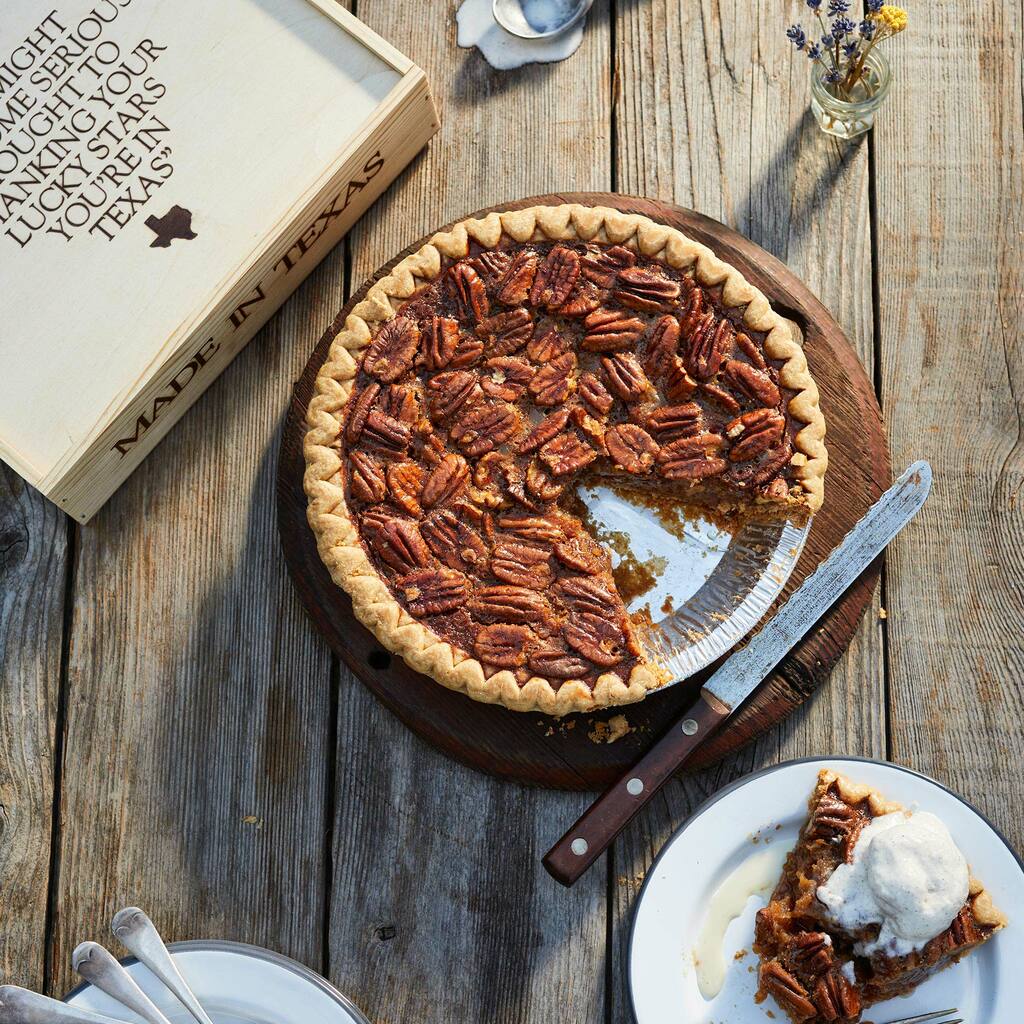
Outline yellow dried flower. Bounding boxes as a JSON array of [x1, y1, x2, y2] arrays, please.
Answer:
[[873, 5, 908, 35]]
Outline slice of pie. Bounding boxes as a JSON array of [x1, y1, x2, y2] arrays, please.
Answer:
[[754, 769, 1006, 1023], [304, 204, 827, 713]]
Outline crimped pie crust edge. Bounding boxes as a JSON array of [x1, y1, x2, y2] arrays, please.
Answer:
[[303, 204, 828, 715], [816, 769, 1008, 929]]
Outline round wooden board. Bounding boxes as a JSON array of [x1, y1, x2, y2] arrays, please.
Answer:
[[277, 193, 891, 791]]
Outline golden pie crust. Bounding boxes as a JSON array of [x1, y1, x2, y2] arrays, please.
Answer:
[[303, 204, 827, 714]]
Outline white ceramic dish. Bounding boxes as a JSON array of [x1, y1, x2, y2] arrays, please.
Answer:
[[629, 757, 1024, 1024], [65, 941, 370, 1024]]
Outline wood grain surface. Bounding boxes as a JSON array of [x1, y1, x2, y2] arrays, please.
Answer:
[[278, 192, 890, 789], [0, 2, 1019, 1023]]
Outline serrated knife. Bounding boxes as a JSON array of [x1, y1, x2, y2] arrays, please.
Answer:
[[543, 460, 931, 887]]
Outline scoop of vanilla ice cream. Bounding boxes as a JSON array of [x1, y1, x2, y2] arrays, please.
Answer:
[[817, 810, 969, 957]]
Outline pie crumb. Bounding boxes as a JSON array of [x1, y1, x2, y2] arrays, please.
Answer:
[[879, 606, 888, 619], [589, 714, 632, 744]]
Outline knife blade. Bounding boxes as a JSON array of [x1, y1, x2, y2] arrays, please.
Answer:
[[542, 460, 931, 887]]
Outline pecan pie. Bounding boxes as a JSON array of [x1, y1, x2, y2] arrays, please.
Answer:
[[304, 205, 827, 713], [754, 770, 1006, 1023]]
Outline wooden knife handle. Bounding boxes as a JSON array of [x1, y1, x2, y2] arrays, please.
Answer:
[[542, 690, 731, 887]]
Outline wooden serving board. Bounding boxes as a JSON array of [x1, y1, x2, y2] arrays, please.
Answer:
[[276, 193, 891, 790]]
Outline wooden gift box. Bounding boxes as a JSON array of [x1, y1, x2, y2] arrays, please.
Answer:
[[0, 0, 439, 522]]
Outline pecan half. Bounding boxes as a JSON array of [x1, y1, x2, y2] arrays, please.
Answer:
[[472, 249, 512, 287], [397, 567, 469, 616], [949, 906, 983, 946], [451, 402, 520, 456], [449, 262, 489, 321], [517, 409, 571, 454], [422, 510, 488, 573], [469, 586, 548, 625], [570, 406, 607, 450], [381, 384, 419, 423], [363, 316, 419, 382], [664, 357, 698, 401], [643, 315, 681, 379], [606, 423, 659, 474], [530, 245, 580, 310], [478, 308, 534, 355], [349, 450, 386, 503], [678, 280, 707, 336], [526, 459, 564, 501], [495, 250, 538, 305], [474, 623, 536, 668], [792, 932, 835, 975], [539, 432, 597, 476], [553, 532, 610, 574], [563, 613, 627, 667], [558, 576, 621, 618], [426, 370, 480, 422], [449, 333, 485, 368], [580, 244, 636, 287], [386, 461, 425, 515], [807, 794, 861, 845], [726, 441, 794, 489], [421, 453, 470, 507], [726, 408, 786, 462], [481, 357, 535, 401], [656, 433, 727, 481], [528, 352, 577, 406], [760, 963, 816, 1021], [492, 541, 553, 589], [526, 328, 569, 362], [582, 308, 645, 352], [812, 970, 861, 1022], [700, 381, 741, 414], [362, 409, 412, 456], [578, 372, 615, 416], [683, 313, 732, 381], [614, 266, 681, 313], [423, 316, 460, 371], [646, 402, 703, 442], [722, 359, 782, 407], [345, 383, 381, 444], [369, 518, 432, 573], [528, 646, 592, 680], [601, 352, 651, 401], [735, 330, 767, 369], [558, 286, 601, 318], [498, 515, 566, 544]]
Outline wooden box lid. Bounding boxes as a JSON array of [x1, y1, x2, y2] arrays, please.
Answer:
[[0, 0, 436, 517]]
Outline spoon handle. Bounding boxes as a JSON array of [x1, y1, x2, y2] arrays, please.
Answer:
[[0, 986, 128, 1024], [72, 943, 172, 1024], [110, 909, 214, 1024]]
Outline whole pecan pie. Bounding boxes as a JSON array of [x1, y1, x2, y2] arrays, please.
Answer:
[[754, 770, 1006, 1023], [304, 205, 827, 713]]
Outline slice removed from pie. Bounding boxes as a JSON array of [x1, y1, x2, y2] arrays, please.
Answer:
[[754, 769, 1006, 1023]]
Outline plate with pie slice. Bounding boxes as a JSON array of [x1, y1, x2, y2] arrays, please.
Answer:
[[629, 757, 1022, 1024]]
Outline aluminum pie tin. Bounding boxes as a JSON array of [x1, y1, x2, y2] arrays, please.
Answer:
[[578, 484, 811, 686]]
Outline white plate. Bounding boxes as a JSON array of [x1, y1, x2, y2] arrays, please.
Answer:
[[629, 757, 1024, 1024], [65, 941, 370, 1024]]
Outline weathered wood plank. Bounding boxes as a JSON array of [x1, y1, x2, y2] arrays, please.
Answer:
[[609, 2, 883, 1018], [875, 4, 1024, 849], [324, 3, 612, 1020], [45, 248, 340, 995], [0, 470, 67, 990]]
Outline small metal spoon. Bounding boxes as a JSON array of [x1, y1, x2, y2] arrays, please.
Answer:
[[72, 943, 172, 1024], [0, 986, 128, 1024], [491, 0, 594, 39], [110, 909, 214, 1024]]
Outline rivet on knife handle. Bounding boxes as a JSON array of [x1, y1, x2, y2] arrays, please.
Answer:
[[543, 461, 932, 887]]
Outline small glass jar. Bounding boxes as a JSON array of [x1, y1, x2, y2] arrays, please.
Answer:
[[810, 50, 891, 140]]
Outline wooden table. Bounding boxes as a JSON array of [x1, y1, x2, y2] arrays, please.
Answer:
[[2, 3, 1021, 1020]]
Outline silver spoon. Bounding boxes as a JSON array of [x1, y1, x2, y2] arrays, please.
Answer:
[[0, 987, 129, 1024], [110, 910, 214, 1024], [491, 0, 594, 39], [72, 944, 172, 1024]]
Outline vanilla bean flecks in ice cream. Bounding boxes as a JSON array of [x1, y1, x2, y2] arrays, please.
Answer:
[[816, 810, 970, 957]]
